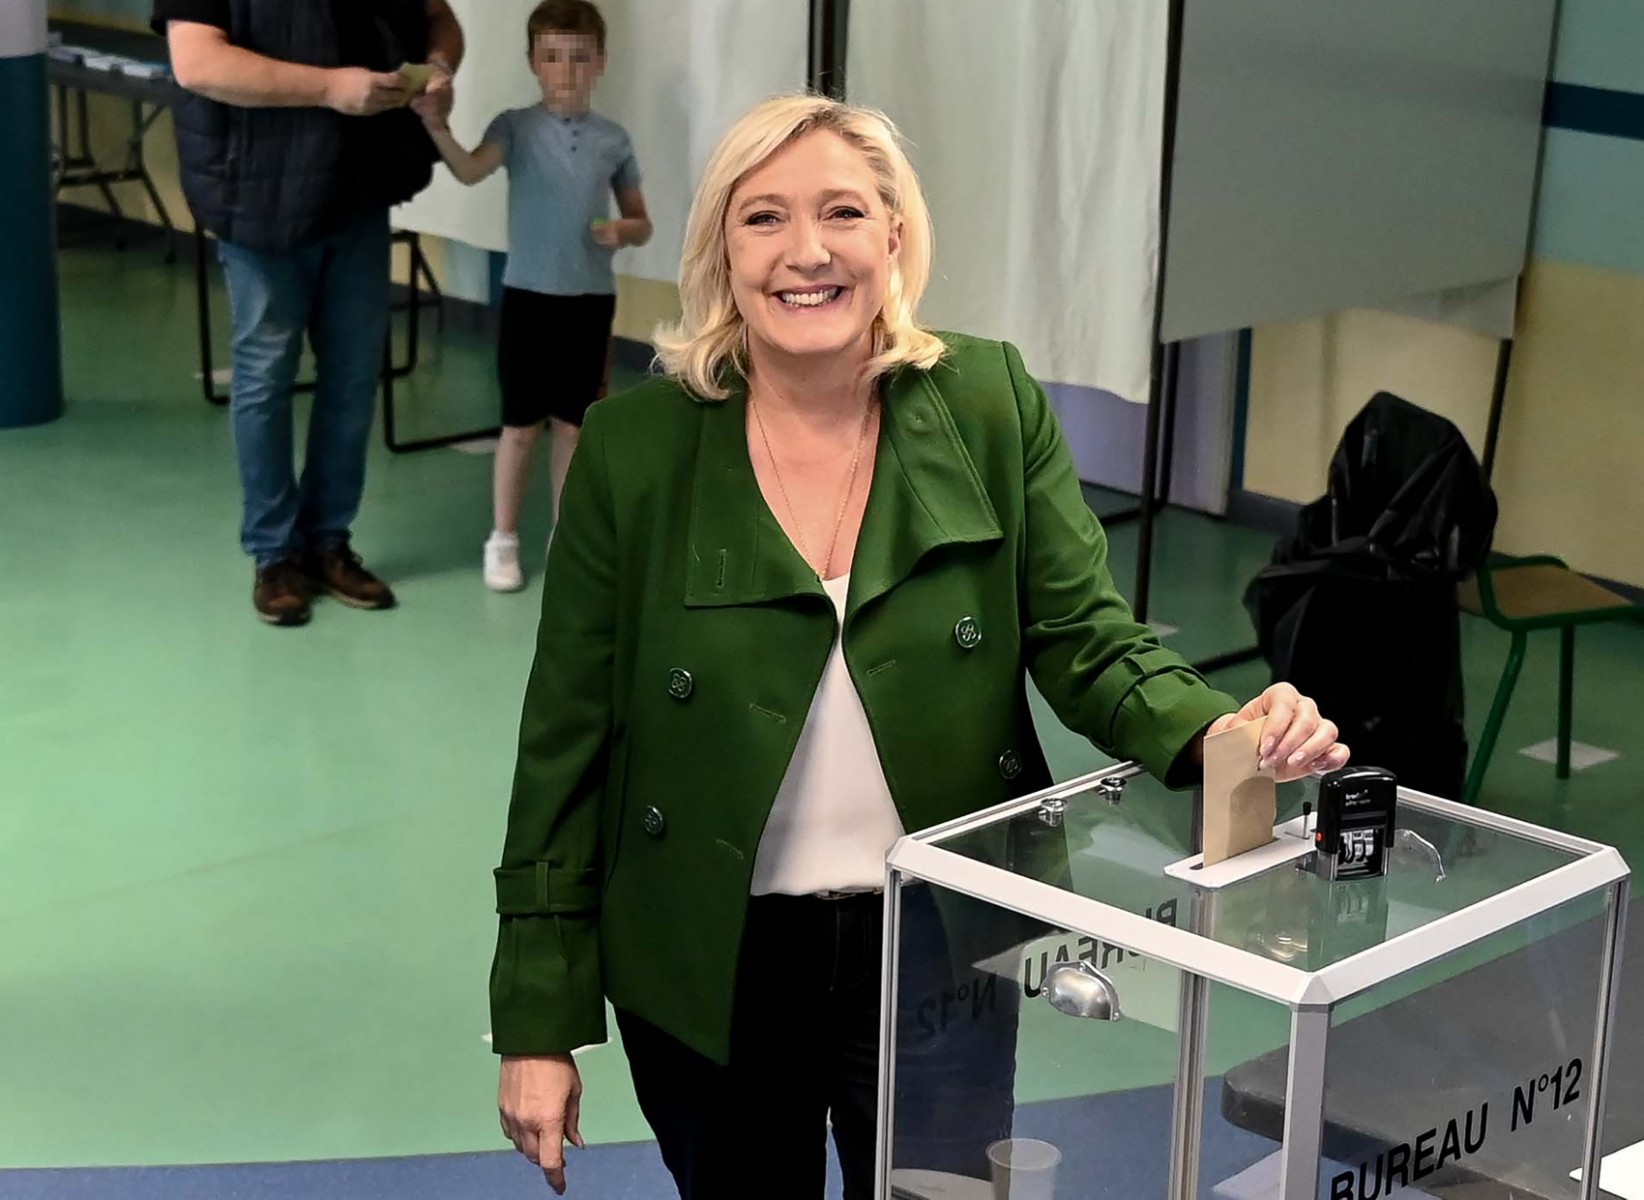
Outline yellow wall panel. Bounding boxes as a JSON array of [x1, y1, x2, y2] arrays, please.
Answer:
[[614, 276, 681, 347], [52, 6, 147, 32], [58, 98, 190, 234], [1245, 309, 1500, 505], [1490, 261, 1644, 582]]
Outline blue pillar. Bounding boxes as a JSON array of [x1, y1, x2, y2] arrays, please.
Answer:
[[0, 0, 64, 429]]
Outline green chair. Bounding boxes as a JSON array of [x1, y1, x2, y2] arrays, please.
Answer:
[[1458, 555, 1636, 806]]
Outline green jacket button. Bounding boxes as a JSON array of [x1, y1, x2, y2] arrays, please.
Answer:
[[999, 750, 1023, 781], [667, 668, 694, 701], [954, 616, 982, 650], [642, 806, 666, 837]]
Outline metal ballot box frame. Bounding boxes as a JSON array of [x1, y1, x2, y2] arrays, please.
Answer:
[[876, 764, 1629, 1200]]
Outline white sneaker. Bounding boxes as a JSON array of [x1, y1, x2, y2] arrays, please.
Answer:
[[484, 531, 524, 592]]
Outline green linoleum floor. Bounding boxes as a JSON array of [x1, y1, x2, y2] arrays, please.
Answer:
[[2, 239, 1639, 1169]]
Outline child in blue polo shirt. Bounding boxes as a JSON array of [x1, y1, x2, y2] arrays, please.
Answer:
[[416, 0, 650, 592]]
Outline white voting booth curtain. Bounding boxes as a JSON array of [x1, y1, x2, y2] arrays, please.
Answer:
[[1382, 278, 1519, 341], [393, 0, 808, 284], [848, 0, 1167, 403]]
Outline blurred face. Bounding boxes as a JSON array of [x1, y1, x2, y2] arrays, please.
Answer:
[[724, 130, 902, 371], [530, 31, 604, 111]]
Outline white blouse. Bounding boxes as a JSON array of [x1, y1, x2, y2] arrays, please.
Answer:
[[750, 574, 906, 896]]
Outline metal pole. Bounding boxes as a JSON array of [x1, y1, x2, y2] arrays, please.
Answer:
[[1135, 344, 1168, 623], [872, 869, 905, 1198], [1167, 887, 1210, 1200], [1279, 1007, 1332, 1200], [195, 230, 227, 406], [1133, 0, 1188, 624], [380, 315, 397, 446], [1158, 340, 1183, 508], [1558, 626, 1576, 779], [1481, 336, 1514, 484], [807, 0, 849, 100], [0, 0, 65, 429], [1579, 882, 1630, 1199]]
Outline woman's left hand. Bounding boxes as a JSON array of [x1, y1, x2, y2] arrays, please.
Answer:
[[1203, 683, 1350, 783]]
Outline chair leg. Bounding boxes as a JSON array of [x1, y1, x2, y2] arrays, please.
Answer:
[[1464, 632, 1528, 806], [1557, 627, 1575, 780]]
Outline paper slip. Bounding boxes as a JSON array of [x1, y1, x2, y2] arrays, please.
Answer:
[[398, 62, 436, 95], [1202, 720, 1277, 866]]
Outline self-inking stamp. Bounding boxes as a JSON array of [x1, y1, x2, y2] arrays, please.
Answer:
[[1315, 766, 1398, 881]]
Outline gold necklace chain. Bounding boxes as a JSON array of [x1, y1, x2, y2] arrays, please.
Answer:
[[750, 394, 876, 581]]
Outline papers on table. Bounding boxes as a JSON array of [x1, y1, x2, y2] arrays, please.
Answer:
[[47, 44, 171, 81]]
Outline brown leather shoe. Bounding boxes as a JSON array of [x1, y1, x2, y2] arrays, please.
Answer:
[[304, 543, 397, 611], [253, 558, 312, 627]]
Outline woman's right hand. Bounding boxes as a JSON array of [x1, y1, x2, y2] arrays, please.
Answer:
[[499, 1053, 585, 1194]]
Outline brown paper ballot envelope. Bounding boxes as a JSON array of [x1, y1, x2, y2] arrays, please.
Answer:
[[1201, 721, 1277, 866]]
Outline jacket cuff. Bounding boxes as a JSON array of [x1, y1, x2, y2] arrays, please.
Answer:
[[494, 864, 599, 916], [489, 914, 608, 1056], [1111, 670, 1239, 788]]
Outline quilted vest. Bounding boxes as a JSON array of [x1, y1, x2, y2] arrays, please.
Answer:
[[171, 0, 434, 251]]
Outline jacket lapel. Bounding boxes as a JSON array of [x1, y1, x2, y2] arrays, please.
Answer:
[[681, 365, 1003, 613], [848, 365, 1003, 615], [683, 381, 825, 609]]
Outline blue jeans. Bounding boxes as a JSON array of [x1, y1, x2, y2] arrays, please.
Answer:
[[218, 211, 390, 568]]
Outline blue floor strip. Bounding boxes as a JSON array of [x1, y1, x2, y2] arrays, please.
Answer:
[[0, 1080, 1278, 1199]]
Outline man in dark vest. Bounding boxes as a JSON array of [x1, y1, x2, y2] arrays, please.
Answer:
[[154, 0, 465, 626]]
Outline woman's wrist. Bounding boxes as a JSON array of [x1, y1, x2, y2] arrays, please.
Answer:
[[1190, 711, 1242, 764]]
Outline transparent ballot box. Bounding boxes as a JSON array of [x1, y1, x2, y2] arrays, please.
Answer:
[[875, 764, 1629, 1200]]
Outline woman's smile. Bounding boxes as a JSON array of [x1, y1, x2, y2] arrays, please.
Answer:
[[772, 285, 848, 311]]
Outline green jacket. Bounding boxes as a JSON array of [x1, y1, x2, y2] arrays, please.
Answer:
[[491, 334, 1236, 1064]]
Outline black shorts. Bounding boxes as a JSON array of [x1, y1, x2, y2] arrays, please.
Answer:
[[497, 288, 617, 429]]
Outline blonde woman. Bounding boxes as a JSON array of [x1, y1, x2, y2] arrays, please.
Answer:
[[490, 95, 1348, 1196]]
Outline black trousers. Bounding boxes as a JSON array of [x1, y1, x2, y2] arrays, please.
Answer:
[[616, 887, 1024, 1199], [495, 288, 615, 428], [617, 892, 884, 1199]]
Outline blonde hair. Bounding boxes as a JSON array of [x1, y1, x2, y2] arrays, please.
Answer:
[[653, 94, 945, 400]]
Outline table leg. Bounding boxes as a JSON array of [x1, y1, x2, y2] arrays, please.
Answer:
[[195, 232, 227, 407], [73, 88, 125, 235], [132, 100, 178, 262]]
